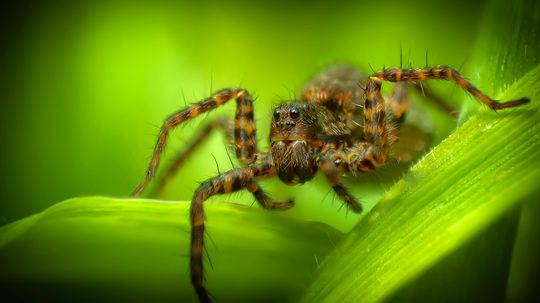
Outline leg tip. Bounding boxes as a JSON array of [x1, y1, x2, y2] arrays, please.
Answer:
[[130, 183, 145, 197], [493, 97, 530, 109], [194, 285, 212, 303], [349, 201, 363, 214]]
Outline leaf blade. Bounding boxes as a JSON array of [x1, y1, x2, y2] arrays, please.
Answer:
[[0, 197, 343, 303]]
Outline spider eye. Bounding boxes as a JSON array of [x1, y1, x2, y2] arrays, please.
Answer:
[[290, 107, 300, 119], [273, 110, 281, 120]]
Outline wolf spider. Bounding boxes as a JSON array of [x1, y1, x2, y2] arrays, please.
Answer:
[[131, 65, 529, 302]]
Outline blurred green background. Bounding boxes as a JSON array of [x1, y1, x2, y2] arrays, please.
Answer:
[[0, 0, 486, 229]]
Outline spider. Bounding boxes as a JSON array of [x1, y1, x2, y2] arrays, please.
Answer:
[[131, 65, 529, 302]]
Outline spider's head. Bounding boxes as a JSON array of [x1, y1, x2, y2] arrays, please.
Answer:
[[269, 102, 318, 185], [270, 102, 316, 140]]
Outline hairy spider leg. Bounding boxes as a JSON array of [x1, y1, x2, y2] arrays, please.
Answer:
[[315, 81, 415, 212], [131, 88, 258, 197], [345, 76, 396, 172], [383, 82, 411, 148], [313, 82, 406, 212], [317, 148, 362, 213], [151, 118, 233, 197], [345, 66, 530, 175], [372, 66, 530, 110], [300, 66, 408, 213], [387, 83, 409, 122], [190, 155, 292, 303]]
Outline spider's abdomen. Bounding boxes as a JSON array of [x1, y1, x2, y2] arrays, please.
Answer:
[[270, 140, 317, 185]]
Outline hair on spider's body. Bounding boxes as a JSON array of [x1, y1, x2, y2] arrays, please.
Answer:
[[131, 64, 529, 303]]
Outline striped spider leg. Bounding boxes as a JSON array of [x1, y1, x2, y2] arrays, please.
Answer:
[[190, 154, 292, 302], [150, 117, 233, 196], [131, 87, 291, 303], [132, 88, 257, 197]]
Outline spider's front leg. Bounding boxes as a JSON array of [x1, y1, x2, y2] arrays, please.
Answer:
[[318, 148, 363, 213], [132, 88, 257, 197], [190, 154, 292, 303], [349, 77, 395, 171], [314, 77, 397, 214]]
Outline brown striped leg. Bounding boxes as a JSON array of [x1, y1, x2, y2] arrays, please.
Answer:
[[371, 66, 530, 110], [336, 76, 396, 174], [348, 65, 531, 174], [387, 83, 409, 122], [318, 152, 362, 213], [132, 88, 257, 197], [247, 180, 294, 209], [190, 156, 291, 303], [354, 76, 392, 170], [151, 118, 232, 197], [383, 83, 410, 152]]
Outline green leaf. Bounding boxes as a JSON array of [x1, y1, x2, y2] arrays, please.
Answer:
[[0, 197, 343, 302], [300, 0, 540, 301]]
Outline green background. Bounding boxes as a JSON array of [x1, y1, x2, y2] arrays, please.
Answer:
[[1, 0, 483, 229]]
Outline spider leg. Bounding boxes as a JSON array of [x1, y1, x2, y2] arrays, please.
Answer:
[[132, 88, 258, 197], [336, 76, 400, 173], [386, 83, 439, 163], [371, 66, 530, 110], [387, 83, 409, 122], [318, 152, 362, 213], [348, 76, 394, 171], [348, 65, 530, 173], [247, 179, 294, 209], [151, 117, 233, 197], [190, 154, 292, 303], [383, 82, 410, 147]]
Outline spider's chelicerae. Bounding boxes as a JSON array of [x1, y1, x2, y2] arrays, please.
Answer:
[[131, 65, 529, 302]]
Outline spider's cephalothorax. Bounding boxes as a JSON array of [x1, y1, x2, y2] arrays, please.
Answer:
[[131, 65, 529, 303], [269, 101, 351, 185]]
